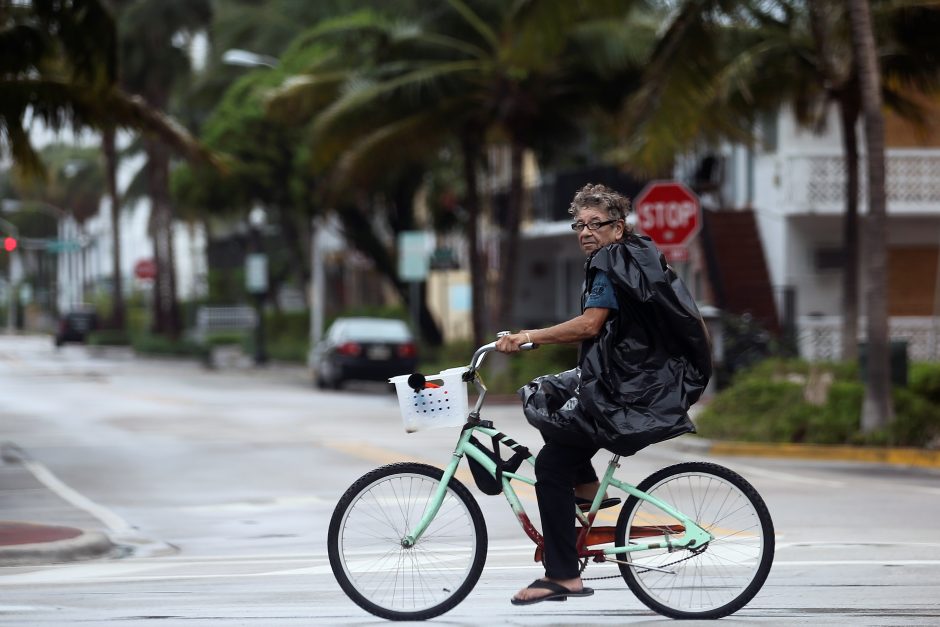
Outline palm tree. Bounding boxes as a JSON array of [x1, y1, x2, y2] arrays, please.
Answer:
[[3, 0, 218, 331], [1, 0, 213, 173], [268, 1, 649, 344], [847, 0, 892, 431], [618, 0, 940, 365], [115, 0, 213, 338]]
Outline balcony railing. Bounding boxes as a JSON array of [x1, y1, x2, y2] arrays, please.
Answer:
[[798, 315, 940, 362], [785, 149, 940, 213]]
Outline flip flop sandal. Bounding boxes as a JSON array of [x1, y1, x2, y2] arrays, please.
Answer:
[[510, 579, 595, 606], [575, 496, 621, 511]]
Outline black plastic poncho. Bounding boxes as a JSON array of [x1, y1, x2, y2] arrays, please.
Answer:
[[519, 234, 713, 456]]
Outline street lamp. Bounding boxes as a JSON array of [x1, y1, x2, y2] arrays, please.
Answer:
[[246, 206, 269, 365], [221, 49, 278, 69]]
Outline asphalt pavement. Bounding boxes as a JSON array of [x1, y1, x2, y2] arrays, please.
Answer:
[[2, 341, 939, 570]]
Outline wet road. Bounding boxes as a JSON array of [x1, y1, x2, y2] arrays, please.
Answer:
[[1, 334, 939, 625]]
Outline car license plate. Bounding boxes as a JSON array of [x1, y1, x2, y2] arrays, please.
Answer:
[[367, 346, 391, 360]]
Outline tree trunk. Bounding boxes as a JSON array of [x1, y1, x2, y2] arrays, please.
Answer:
[[102, 128, 125, 331], [847, 0, 893, 431], [837, 93, 861, 361], [145, 138, 181, 338], [333, 202, 443, 346], [461, 134, 486, 348], [498, 142, 524, 330], [277, 209, 310, 286]]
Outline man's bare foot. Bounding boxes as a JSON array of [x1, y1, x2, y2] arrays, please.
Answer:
[[512, 577, 585, 603]]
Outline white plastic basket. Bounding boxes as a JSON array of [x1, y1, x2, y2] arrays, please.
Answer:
[[389, 367, 470, 433]]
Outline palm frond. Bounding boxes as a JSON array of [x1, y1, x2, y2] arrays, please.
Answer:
[[310, 60, 483, 139], [445, 0, 499, 51]]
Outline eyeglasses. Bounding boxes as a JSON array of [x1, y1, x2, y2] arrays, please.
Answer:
[[570, 219, 618, 232]]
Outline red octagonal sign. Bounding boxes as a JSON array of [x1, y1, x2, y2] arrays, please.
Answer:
[[134, 258, 157, 280], [633, 180, 702, 249]]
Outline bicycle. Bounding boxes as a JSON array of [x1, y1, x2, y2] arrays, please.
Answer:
[[327, 337, 775, 621]]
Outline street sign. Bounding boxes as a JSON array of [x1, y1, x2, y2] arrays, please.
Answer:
[[134, 259, 157, 280], [397, 231, 431, 282], [634, 181, 702, 249], [45, 239, 81, 253], [245, 253, 268, 293]]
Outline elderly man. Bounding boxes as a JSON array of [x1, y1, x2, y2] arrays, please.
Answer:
[[497, 183, 711, 605]]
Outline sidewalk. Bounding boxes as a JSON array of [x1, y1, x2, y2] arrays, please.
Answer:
[[675, 435, 940, 469], [0, 445, 116, 567]]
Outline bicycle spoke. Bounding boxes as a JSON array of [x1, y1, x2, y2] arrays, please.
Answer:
[[330, 467, 485, 618], [617, 464, 773, 618]]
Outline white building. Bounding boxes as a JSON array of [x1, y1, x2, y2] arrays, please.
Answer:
[[507, 100, 940, 362], [739, 103, 940, 361]]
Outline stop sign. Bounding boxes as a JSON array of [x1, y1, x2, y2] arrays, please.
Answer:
[[633, 181, 701, 248], [134, 259, 157, 280]]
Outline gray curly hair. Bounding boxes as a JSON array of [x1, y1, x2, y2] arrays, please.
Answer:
[[568, 183, 633, 232]]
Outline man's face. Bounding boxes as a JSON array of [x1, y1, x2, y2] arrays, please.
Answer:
[[575, 208, 624, 255]]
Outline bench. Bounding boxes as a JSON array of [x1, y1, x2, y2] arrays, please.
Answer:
[[193, 305, 257, 343]]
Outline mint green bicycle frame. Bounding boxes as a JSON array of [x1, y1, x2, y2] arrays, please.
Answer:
[[399, 341, 713, 560]]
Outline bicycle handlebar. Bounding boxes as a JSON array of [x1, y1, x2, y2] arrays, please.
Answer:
[[468, 333, 538, 372]]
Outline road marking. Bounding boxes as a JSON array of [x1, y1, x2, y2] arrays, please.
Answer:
[[2, 444, 173, 558], [16, 456, 133, 534], [178, 495, 329, 512], [708, 459, 846, 488], [777, 541, 940, 550], [4, 554, 940, 587]]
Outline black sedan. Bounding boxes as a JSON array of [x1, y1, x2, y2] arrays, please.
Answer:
[[310, 317, 418, 389], [54, 310, 98, 347]]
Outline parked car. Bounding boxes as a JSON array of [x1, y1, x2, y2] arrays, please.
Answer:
[[310, 317, 418, 389], [54, 310, 98, 347]]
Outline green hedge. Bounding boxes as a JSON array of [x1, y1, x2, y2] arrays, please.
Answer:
[[910, 362, 940, 405], [696, 359, 940, 448], [87, 330, 131, 346], [131, 334, 209, 360]]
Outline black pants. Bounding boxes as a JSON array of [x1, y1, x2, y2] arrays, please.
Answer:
[[535, 437, 600, 579]]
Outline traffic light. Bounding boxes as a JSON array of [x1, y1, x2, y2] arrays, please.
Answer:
[[3, 236, 15, 252]]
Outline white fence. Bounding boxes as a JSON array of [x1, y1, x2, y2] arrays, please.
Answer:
[[193, 305, 256, 343], [798, 315, 940, 361], [786, 150, 940, 213]]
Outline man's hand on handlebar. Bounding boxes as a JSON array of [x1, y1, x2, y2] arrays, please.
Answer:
[[495, 331, 532, 354]]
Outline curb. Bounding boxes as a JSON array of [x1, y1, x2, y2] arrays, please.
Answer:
[[0, 524, 116, 567], [678, 437, 940, 469]]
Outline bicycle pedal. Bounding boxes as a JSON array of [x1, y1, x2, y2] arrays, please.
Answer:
[[576, 496, 621, 511]]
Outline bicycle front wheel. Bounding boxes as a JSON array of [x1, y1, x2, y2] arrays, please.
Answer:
[[615, 462, 774, 619], [328, 462, 487, 621]]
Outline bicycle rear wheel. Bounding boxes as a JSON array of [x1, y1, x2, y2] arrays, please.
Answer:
[[615, 462, 774, 619], [328, 462, 487, 621]]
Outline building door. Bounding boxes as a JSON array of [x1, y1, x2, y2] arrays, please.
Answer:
[[887, 246, 939, 316]]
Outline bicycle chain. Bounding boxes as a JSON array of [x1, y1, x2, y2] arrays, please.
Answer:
[[581, 545, 709, 581]]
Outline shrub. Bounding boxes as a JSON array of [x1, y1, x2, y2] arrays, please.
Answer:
[[807, 382, 863, 444], [696, 380, 809, 442], [910, 362, 940, 405], [886, 388, 940, 447], [262, 335, 308, 363], [203, 331, 247, 347], [87, 330, 131, 346], [698, 357, 940, 448], [132, 334, 208, 360]]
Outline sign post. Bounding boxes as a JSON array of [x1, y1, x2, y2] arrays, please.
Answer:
[[398, 231, 431, 335], [633, 181, 702, 262]]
